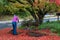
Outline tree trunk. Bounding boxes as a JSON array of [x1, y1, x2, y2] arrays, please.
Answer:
[[39, 17, 43, 24], [38, 15, 44, 24], [30, 13, 39, 22], [30, 12, 46, 30], [37, 10, 44, 25], [30, 13, 44, 25]]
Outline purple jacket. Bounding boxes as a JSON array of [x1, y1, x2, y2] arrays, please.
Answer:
[[12, 15, 19, 22]]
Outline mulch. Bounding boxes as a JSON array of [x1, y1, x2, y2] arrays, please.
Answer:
[[0, 28, 60, 40]]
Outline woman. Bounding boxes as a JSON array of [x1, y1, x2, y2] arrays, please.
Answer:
[[12, 14, 19, 35]]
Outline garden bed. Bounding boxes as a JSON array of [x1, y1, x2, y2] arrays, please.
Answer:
[[0, 28, 60, 40]]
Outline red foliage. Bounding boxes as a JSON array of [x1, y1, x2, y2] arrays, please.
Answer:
[[0, 28, 60, 40], [49, 0, 55, 3], [55, 0, 60, 5]]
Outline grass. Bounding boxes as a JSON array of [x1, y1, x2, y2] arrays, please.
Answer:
[[38, 21, 60, 36], [38, 21, 60, 29]]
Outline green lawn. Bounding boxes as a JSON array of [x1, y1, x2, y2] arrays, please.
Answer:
[[38, 21, 60, 36]]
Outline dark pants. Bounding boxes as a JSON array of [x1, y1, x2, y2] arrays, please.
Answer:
[[12, 22, 17, 35]]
